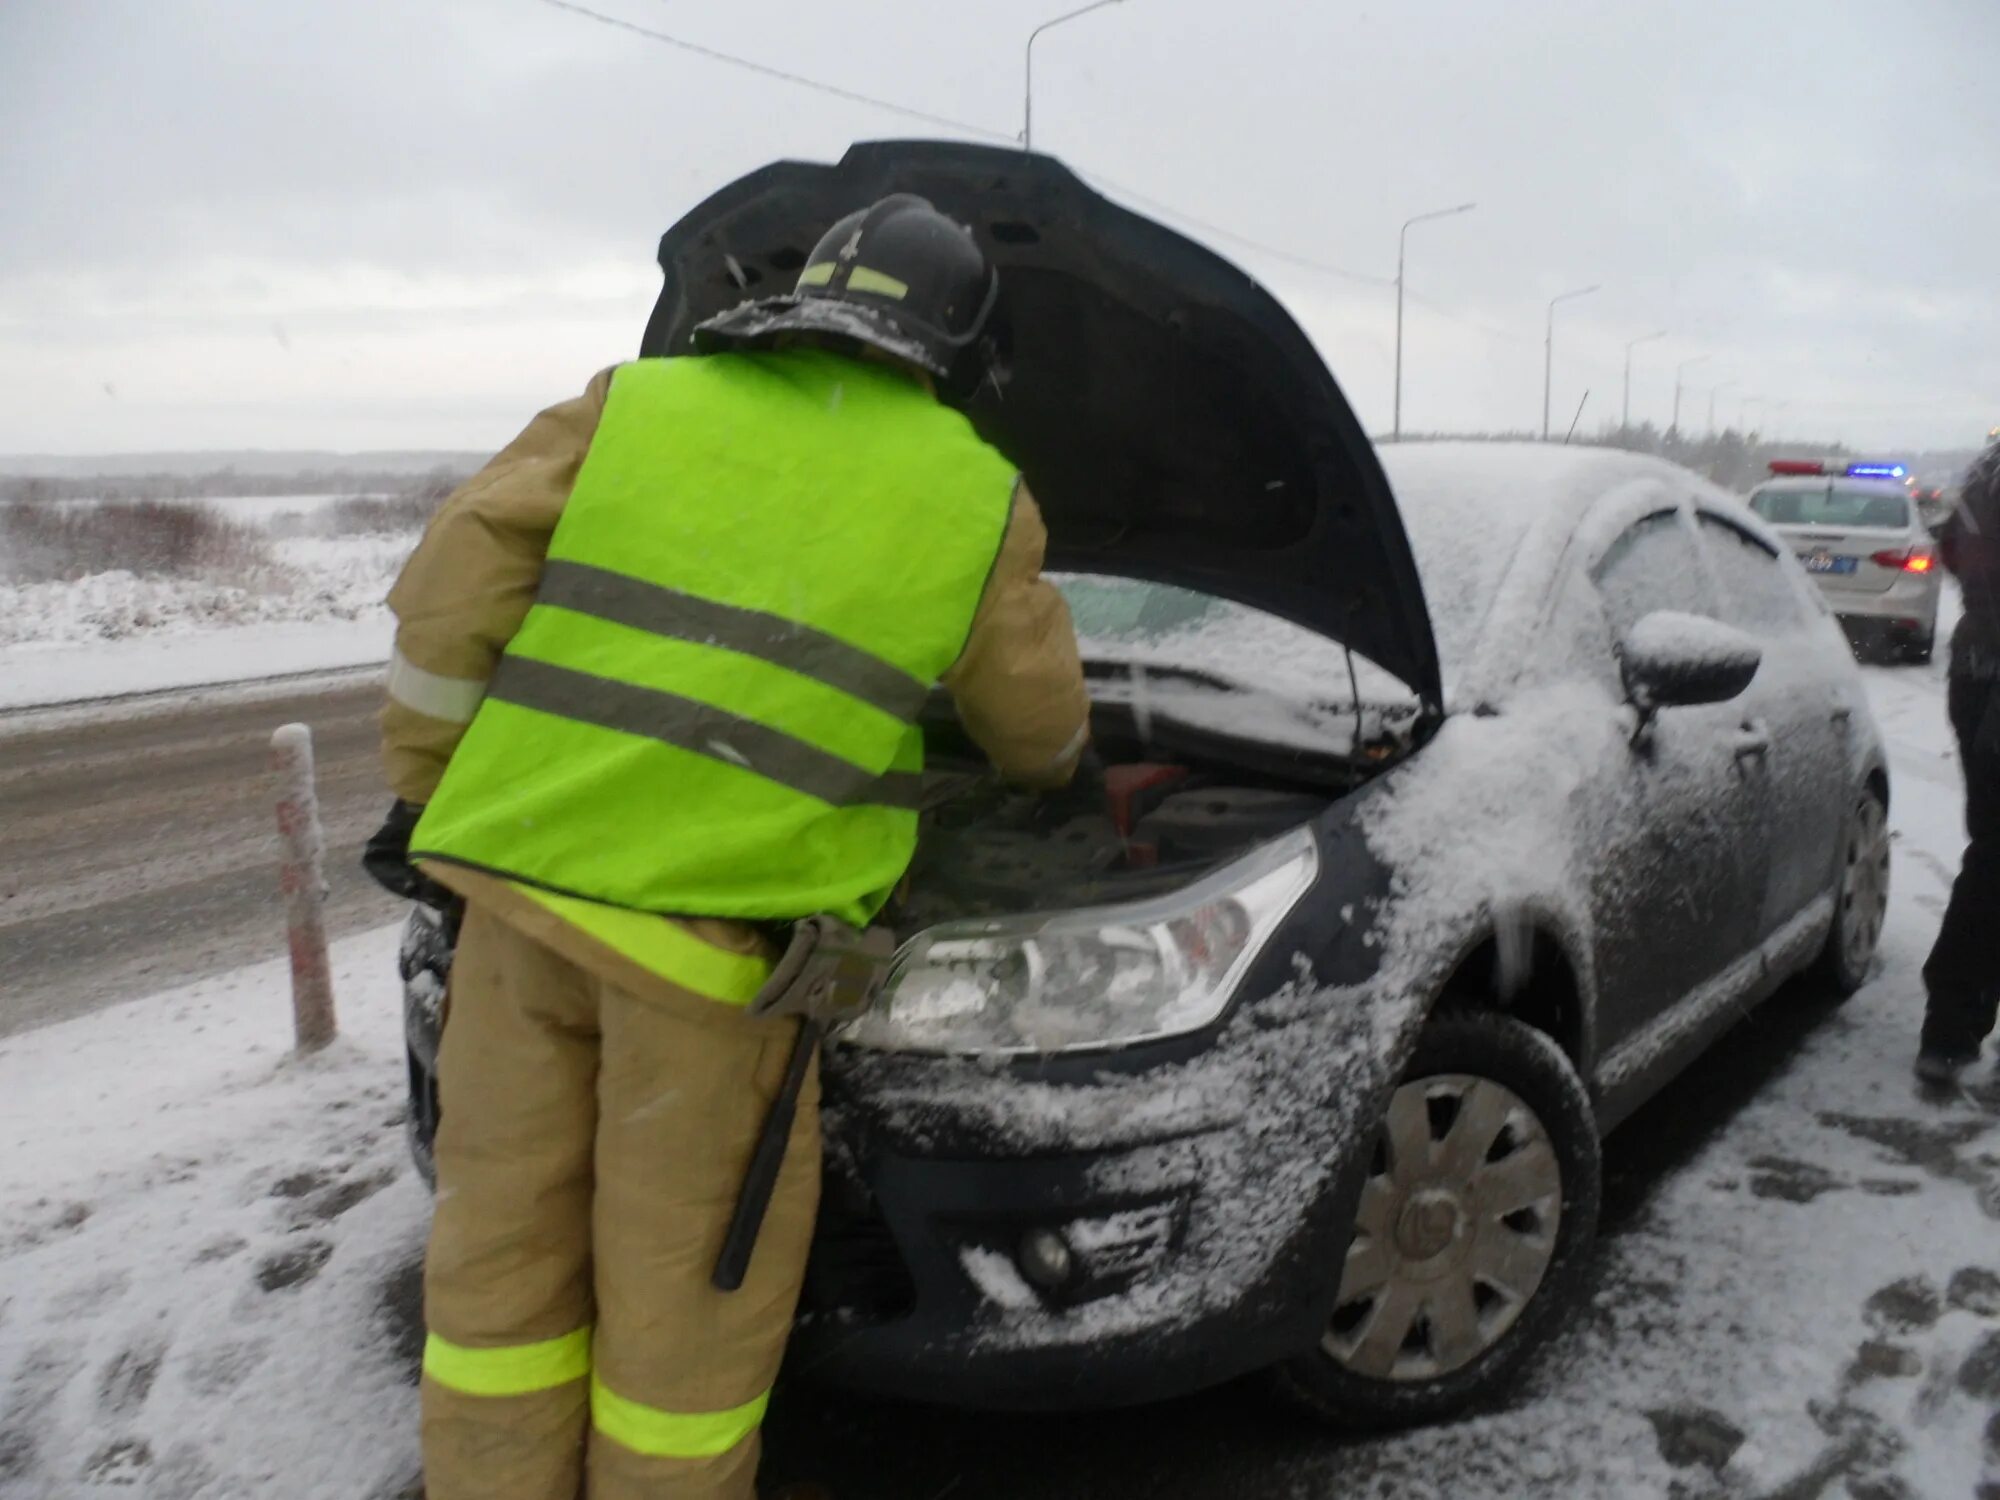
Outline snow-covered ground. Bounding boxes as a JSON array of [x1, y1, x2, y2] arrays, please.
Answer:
[[0, 535, 402, 709], [0, 658, 1992, 1499], [0, 929, 426, 1499]]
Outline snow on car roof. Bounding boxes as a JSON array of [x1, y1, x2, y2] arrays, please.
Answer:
[[1379, 441, 1691, 682]]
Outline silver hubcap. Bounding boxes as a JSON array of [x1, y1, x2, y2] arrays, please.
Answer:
[[1840, 795, 1891, 974], [1324, 1075, 1562, 1382]]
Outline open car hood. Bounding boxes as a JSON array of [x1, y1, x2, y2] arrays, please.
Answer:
[[641, 140, 1442, 714]]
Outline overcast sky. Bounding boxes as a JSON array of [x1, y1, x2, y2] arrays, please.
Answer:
[[3, 0, 1997, 456]]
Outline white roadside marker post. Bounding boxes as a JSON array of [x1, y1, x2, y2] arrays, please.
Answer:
[[271, 722, 336, 1051]]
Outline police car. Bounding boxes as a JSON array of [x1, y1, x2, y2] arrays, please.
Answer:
[[1747, 459, 1942, 663]]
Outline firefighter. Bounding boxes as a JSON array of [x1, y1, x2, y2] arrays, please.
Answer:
[[365, 195, 1091, 1499], [1917, 440, 2000, 1084]]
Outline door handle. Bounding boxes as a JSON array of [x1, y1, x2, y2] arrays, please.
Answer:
[[1732, 723, 1772, 762]]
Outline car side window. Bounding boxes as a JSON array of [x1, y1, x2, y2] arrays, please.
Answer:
[[1695, 515, 1806, 633], [1589, 510, 1715, 638]]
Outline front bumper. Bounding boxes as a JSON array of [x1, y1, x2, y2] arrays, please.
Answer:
[[792, 986, 1395, 1410]]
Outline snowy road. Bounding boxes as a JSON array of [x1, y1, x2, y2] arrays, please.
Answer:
[[2, 656, 1995, 1499], [0, 674, 403, 1037]]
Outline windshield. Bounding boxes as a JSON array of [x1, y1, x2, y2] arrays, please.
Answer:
[[1750, 484, 1911, 530]]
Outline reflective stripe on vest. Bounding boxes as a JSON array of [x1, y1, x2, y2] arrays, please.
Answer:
[[514, 884, 773, 1005], [422, 1327, 592, 1397], [535, 559, 929, 722], [484, 656, 926, 812], [591, 1374, 768, 1460], [412, 349, 1017, 937]]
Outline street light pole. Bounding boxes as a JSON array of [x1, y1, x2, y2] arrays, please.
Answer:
[[1672, 355, 1709, 436], [1622, 329, 1667, 432], [1543, 284, 1601, 441], [1024, 0, 1124, 150], [1392, 201, 1477, 442], [1708, 380, 1737, 435]]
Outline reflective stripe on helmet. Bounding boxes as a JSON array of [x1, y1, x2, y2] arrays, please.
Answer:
[[795, 261, 908, 300], [513, 886, 775, 1004], [844, 267, 909, 300], [590, 1374, 768, 1460], [422, 1326, 592, 1397], [484, 655, 926, 811]]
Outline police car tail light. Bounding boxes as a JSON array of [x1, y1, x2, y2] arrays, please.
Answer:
[[1870, 548, 1934, 572]]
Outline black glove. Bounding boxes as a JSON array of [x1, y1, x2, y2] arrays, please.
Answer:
[[1030, 747, 1108, 827], [362, 800, 458, 909]]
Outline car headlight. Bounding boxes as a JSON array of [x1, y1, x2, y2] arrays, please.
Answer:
[[844, 828, 1320, 1056]]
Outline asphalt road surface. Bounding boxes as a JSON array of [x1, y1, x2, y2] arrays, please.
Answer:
[[0, 671, 404, 1037]]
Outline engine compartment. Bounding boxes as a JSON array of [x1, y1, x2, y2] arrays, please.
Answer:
[[887, 699, 1355, 929]]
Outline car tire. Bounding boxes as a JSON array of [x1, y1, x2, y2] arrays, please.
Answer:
[[1810, 786, 1891, 995], [1905, 633, 1935, 666], [406, 1046, 440, 1189], [1275, 1009, 1600, 1430]]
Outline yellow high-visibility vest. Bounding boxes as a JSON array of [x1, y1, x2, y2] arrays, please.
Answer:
[[413, 349, 1017, 932]]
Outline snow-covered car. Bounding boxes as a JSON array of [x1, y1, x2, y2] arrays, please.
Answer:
[[1748, 462, 1943, 663], [398, 142, 1891, 1431]]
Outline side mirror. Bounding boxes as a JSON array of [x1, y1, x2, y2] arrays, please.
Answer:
[[1619, 610, 1762, 716]]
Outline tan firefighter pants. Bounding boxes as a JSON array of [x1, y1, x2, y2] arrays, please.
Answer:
[[420, 904, 820, 1500]]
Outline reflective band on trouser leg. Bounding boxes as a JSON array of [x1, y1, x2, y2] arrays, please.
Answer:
[[514, 886, 773, 1004], [591, 1375, 768, 1460], [422, 1327, 593, 1397]]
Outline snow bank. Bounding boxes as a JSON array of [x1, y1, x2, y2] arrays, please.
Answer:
[[0, 621, 392, 711], [0, 538, 405, 649], [0, 535, 402, 709], [0, 926, 426, 1500]]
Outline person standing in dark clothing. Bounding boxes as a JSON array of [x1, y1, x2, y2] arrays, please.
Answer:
[[1917, 441, 2000, 1083]]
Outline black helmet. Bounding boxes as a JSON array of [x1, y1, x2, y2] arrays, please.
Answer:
[[694, 195, 999, 390]]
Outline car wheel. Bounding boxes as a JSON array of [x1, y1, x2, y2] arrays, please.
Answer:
[[406, 1046, 440, 1189], [1811, 787, 1890, 995], [398, 904, 454, 1190], [1904, 632, 1935, 666], [1276, 1009, 1600, 1429]]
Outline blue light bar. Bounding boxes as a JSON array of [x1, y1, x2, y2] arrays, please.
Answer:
[[1846, 462, 1907, 480]]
